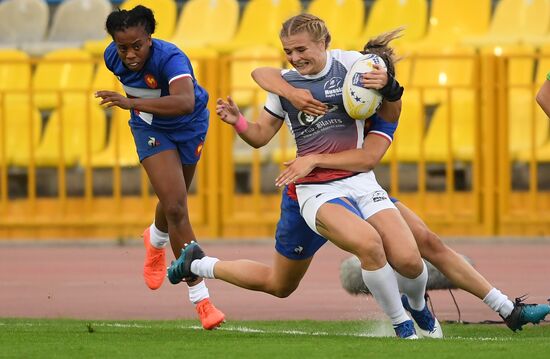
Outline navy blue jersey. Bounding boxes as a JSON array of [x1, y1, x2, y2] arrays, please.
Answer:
[[104, 39, 209, 130]]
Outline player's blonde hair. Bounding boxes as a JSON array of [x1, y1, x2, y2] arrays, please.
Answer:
[[361, 27, 404, 77], [280, 13, 331, 48]]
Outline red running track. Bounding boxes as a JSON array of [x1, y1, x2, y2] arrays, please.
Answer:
[[1, 239, 549, 326]]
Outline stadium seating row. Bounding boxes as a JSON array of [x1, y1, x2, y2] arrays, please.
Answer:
[[2, 0, 550, 57]]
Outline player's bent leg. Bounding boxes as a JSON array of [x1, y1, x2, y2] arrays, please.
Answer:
[[395, 201, 492, 300]]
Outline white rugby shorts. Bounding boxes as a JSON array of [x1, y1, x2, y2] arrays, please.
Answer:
[[295, 172, 396, 235]]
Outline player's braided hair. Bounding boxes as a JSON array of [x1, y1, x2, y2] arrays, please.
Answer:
[[105, 5, 157, 38], [280, 13, 332, 48], [361, 27, 404, 77]]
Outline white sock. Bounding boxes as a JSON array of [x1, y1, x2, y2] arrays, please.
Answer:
[[150, 222, 169, 249], [362, 262, 410, 326], [395, 261, 428, 311], [190, 256, 219, 279], [483, 288, 514, 318], [188, 280, 210, 304]]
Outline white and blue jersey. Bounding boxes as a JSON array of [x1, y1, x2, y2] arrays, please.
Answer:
[[265, 49, 365, 184], [275, 114, 398, 260], [104, 39, 209, 163]]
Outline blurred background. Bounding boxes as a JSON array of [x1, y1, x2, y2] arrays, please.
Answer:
[[1, 0, 550, 240]]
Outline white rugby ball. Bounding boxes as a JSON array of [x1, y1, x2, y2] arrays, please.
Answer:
[[342, 53, 386, 120]]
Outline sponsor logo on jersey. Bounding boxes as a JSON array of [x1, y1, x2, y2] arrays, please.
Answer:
[[324, 77, 343, 98], [144, 74, 158, 89], [296, 104, 339, 126]]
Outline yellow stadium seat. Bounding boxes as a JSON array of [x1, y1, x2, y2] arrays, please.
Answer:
[[23, 100, 107, 167], [381, 89, 424, 163], [84, 0, 177, 57], [0, 0, 49, 47], [21, 0, 112, 56], [408, 0, 490, 51], [90, 107, 139, 167], [214, 0, 301, 52], [353, 0, 428, 50], [306, 0, 365, 49], [410, 46, 476, 105], [33, 48, 95, 110], [0, 95, 41, 166], [230, 46, 285, 107], [92, 63, 122, 93], [0, 49, 31, 93], [171, 0, 239, 50], [465, 0, 550, 47], [423, 90, 477, 162]]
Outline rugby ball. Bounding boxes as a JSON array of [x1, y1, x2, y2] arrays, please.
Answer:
[[342, 53, 386, 120]]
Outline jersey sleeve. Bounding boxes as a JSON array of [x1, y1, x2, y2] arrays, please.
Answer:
[[162, 51, 194, 85], [365, 114, 397, 143], [264, 92, 286, 120]]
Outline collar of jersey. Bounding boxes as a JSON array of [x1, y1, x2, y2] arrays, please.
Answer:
[[300, 50, 332, 80]]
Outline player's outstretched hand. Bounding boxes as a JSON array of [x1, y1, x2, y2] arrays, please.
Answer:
[[275, 155, 317, 187], [216, 96, 240, 125], [95, 91, 133, 110], [361, 64, 388, 90]]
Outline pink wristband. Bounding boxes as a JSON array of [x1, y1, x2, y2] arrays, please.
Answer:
[[234, 113, 249, 134]]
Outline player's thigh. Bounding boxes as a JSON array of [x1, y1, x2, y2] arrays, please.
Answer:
[[316, 202, 383, 260], [141, 149, 186, 203]]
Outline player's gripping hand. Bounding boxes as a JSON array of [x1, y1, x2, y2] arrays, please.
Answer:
[[360, 64, 388, 90], [95, 91, 134, 110], [216, 96, 240, 125], [287, 88, 328, 116]]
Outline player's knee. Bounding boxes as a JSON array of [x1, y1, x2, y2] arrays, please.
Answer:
[[415, 226, 446, 260], [271, 283, 298, 298], [162, 200, 188, 223], [355, 237, 386, 268], [394, 254, 424, 278]]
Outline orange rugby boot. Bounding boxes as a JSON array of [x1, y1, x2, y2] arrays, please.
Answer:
[[196, 298, 226, 330], [142, 227, 166, 290]]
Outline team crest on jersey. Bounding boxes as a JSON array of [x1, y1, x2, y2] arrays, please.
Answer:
[[144, 74, 158, 89], [324, 77, 343, 98], [297, 104, 338, 126], [195, 141, 204, 157]]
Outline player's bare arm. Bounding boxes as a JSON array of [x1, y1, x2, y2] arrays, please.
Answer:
[[536, 78, 550, 118], [216, 96, 283, 148], [95, 77, 195, 116]]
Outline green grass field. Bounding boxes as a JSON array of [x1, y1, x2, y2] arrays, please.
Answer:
[[1, 318, 549, 358]]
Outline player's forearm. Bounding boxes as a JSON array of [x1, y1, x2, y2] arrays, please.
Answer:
[[312, 149, 379, 172], [236, 122, 272, 148], [130, 95, 195, 116], [377, 99, 401, 123], [251, 67, 294, 97]]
